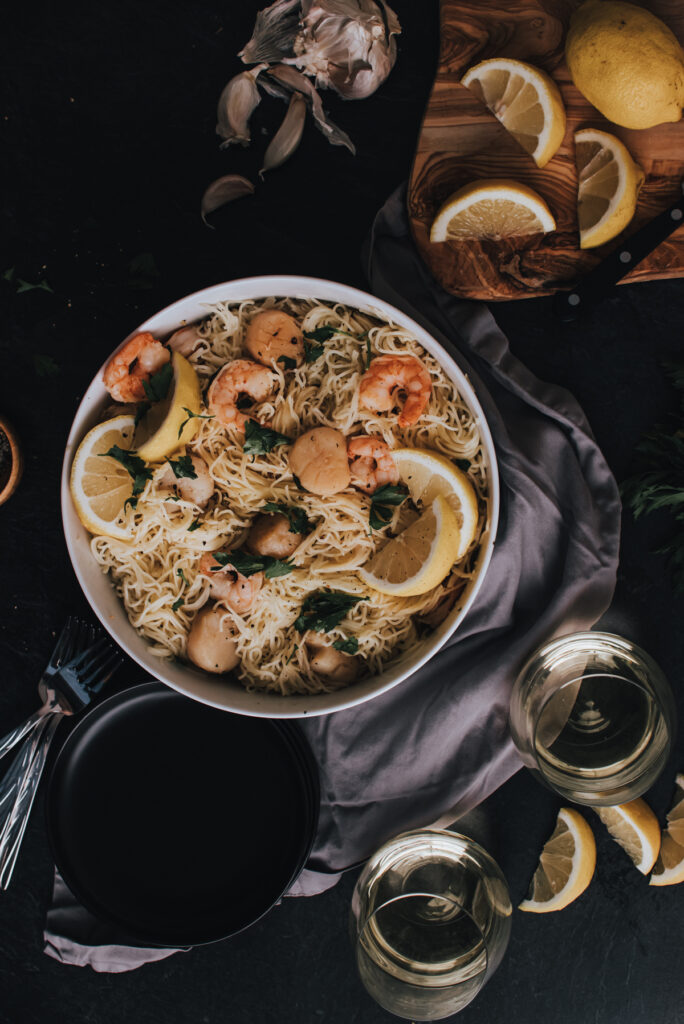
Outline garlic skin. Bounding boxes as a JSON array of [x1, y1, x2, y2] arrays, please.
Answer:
[[216, 63, 268, 147], [200, 175, 254, 226], [263, 64, 355, 153], [240, 0, 400, 101], [260, 92, 307, 177]]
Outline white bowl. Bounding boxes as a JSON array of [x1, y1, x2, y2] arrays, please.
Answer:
[[61, 276, 499, 718]]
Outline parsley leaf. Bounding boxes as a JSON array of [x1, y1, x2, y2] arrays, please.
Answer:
[[304, 339, 325, 363], [177, 568, 188, 584], [262, 501, 311, 535], [295, 590, 368, 634], [369, 483, 409, 531], [142, 361, 173, 403], [172, 597, 184, 612], [211, 550, 293, 579], [277, 355, 297, 371], [187, 518, 201, 532], [243, 420, 290, 456], [178, 407, 214, 440], [101, 446, 153, 503], [333, 636, 359, 655], [303, 325, 366, 363], [166, 454, 197, 479], [286, 644, 299, 665], [455, 458, 471, 472]]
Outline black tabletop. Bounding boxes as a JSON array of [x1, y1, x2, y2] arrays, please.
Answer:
[[2, 3, 683, 1023]]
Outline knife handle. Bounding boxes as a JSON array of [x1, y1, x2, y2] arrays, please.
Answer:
[[553, 197, 684, 322]]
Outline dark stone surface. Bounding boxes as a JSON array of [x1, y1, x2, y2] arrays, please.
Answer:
[[1, 2, 683, 1022]]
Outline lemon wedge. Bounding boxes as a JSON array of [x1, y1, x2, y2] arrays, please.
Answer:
[[650, 773, 684, 886], [70, 415, 136, 540], [430, 179, 556, 242], [461, 58, 566, 168], [359, 494, 461, 597], [575, 128, 644, 249], [519, 807, 596, 913], [134, 351, 201, 462], [392, 448, 479, 562], [595, 798, 661, 875]]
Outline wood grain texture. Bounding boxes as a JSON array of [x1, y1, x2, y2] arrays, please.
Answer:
[[408, 0, 684, 300]]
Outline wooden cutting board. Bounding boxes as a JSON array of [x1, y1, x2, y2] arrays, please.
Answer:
[[407, 0, 684, 301]]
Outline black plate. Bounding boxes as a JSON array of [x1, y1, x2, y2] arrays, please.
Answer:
[[46, 682, 319, 947]]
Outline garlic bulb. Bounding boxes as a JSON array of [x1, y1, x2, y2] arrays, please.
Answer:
[[216, 63, 268, 147], [240, 0, 400, 100]]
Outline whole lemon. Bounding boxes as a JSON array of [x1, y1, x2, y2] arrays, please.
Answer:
[[566, 0, 684, 129]]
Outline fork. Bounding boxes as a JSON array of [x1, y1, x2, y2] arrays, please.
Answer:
[[0, 617, 123, 889]]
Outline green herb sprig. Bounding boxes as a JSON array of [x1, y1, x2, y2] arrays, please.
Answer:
[[166, 455, 197, 479], [303, 325, 365, 364], [101, 445, 152, 510], [369, 483, 409, 531], [243, 420, 290, 456], [142, 361, 173, 403], [210, 550, 293, 580], [295, 590, 368, 634], [262, 501, 311, 535], [178, 407, 214, 439], [333, 637, 359, 655], [277, 355, 297, 371]]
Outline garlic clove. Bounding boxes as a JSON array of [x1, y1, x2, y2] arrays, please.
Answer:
[[264, 64, 356, 153], [201, 175, 255, 227], [239, 0, 301, 65], [216, 63, 268, 147], [260, 92, 307, 178]]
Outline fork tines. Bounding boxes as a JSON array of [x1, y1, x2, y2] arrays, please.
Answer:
[[67, 636, 124, 693]]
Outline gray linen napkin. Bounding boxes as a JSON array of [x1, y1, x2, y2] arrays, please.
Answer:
[[44, 186, 621, 968]]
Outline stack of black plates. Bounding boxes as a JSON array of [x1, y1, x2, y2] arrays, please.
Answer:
[[46, 682, 319, 947]]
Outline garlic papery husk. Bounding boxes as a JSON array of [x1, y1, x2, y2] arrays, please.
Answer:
[[292, 0, 400, 100], [263, 64, 355, 153], [239, 0, 301, 65], [216, 63, 268, 147], [260, 92, 307, 178], [201, 175, 254, 226]]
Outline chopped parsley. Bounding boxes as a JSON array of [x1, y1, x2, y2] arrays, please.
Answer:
[[295, 590, 368, 634], [277, 355, 297, 371], [178, 407, 214, 439], [262, 501, 311, 535], [333, 636, 359, 655], [243, 420, 290, 456], [142, 361, 173, 403], [187, 518, 201, 532], [101, 445, 152, 511], [172, 597, 184, 612], [369, 483, 409, 531], [177, 567, 188, 584], [211, 550, 293, 580], [303, 325, 365, 364], [166, 454, 197, 479]]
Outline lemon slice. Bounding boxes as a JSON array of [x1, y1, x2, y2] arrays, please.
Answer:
[[70, 415, 136, 540], [359, 494, 461, 597], [519, 807, 596, 913], [650, 773, 684, 886], [595, 798, 661, 875], [134, 351, 201, 462], [430, 179, 556, 242], [575, 129, 644, 249], [391, 448, 479, 562], [461, 58, 566, 168]]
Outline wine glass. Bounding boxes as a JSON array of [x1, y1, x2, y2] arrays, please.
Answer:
[[509, 631, 676, 806], [350, 829, 512, 1020]]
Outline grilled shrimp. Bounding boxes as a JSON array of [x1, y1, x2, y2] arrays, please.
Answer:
[[207, 359, 277, 431], [199, 552, 263, 614], [103, 332, 170, 403], [347, 435, 399, 495], [244, 310, 304, 368], [359, 354, 432, 427]]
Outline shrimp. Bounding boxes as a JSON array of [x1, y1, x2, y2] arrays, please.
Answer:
[[158, 454, 214, 508], [207, 359, 277, 432], [244, 310, 304, 369], [289, 427, 350, 496], [103, 332, 170, 403], [199, 552, 263, 614], [358, 354, 432, 427], [347, 435, 399, 495]]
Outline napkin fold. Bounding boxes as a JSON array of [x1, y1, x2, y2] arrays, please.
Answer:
[[44, 186, 621, 969]]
